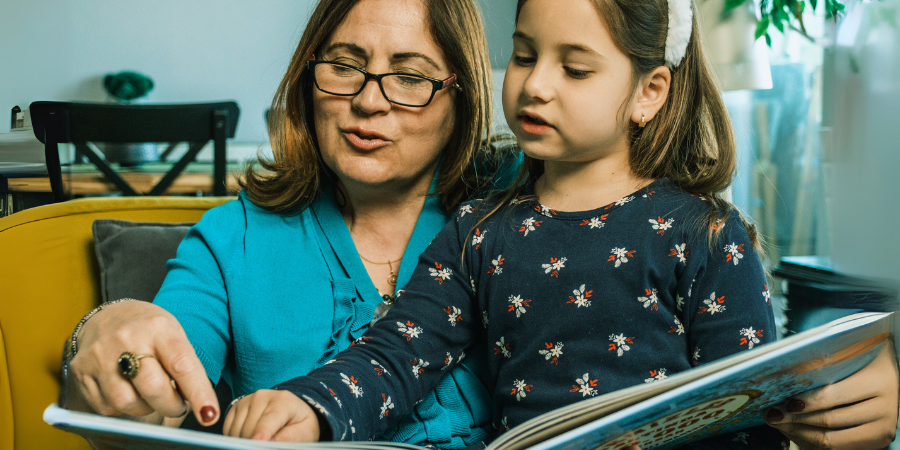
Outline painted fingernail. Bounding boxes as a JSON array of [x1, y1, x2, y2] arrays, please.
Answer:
[[200, 405, 217, 423], [766, 408, 784, 422], [786, 398, 806, 413]]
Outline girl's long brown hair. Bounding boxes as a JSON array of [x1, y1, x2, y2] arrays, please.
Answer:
[[481, 0, 761, 252], [240, 0, 497, 214]]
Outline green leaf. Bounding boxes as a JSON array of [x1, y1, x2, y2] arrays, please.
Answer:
[[810, 0, 818, 11], [724, 0, 748, 12], [765, 33, 772, 47], [755, 15, 771, 39]]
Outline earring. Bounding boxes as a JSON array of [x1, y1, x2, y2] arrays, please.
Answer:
[[639, 114, 647, 128]]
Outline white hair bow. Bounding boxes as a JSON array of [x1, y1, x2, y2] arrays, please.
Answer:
[[665, 0, 693, 68]]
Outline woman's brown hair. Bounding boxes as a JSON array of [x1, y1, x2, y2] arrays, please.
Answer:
[[482, 0, 760, 251], [240, 0, 495, 214]]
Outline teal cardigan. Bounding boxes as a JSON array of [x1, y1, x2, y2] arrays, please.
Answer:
[[154, 186, 492, 447]]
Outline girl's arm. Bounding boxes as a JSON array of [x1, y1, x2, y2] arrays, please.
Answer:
[[676, 213, 788, 449], [225, 208, 482, 442]]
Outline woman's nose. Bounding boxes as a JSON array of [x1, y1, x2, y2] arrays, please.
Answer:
[[352, 78, 392, 115]]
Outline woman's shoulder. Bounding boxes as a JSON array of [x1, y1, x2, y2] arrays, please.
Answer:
[[193, 190, 314, 242]]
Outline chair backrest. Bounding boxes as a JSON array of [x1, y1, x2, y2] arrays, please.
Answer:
[[28, 101, 240, 201], [29, 101, 239, 144]]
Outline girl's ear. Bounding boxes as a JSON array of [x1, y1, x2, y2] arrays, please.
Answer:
[[631, 66, 671, 126]]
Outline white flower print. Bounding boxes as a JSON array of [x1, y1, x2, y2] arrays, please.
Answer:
[[458, 349, 466, 363], [699, 292, 726, 315], [397, 320, 423, 340], [494, 336, 512, 358], [580, 214, 608, 228], [534, 204, 555, 217], [676, 294, 685, 311], [458, 204, 473, 218], [608, 333, 634, 357], [688, 279, 695, 297], [351, 336, 372, 347], [320, 382, 342, 408], [471, 228, 486, 249], [429, 262, 452, 284], [482, 311, 489, 328], [642, 190, 656, 198], [370, 360, 390, 376], [569, 373, 598, 397], [442, 352, 453, 370], [732, 432, 750, 444], [614, 195, 635, 207], [637, 288, 659, 311], [669, 243, 689, 264], [488, 255, 504, 275], [650, 216, 675, 235], [608, 247, 636, 268], [410, 358, 429, 379], [644, 368, 668, 383], [567, 284, 592, 308], [303, 395, 331, 417], [669, 316, 685, 335], [507, 294, 532, 317], [511, 379, 532, 401], [518, 217, 543, 236], [470, 276, 476, 293], [501, 416, 510, 431], [740, 326, 763, 349], [541, 257, 567, 278], [762, 285, 771, 304], [444, 306, 463, 326], [510, 196, 527, 205], [340, 373, 364, 398], [692, 347, 701, 364], [539, 342, 564, 365], [379, 394, 395, 419], [724, 242, 745, 265]]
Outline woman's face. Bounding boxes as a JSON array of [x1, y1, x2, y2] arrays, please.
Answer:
[[313, 0, 457, 195]]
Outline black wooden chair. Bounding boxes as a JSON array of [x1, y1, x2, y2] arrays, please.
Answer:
[[29, 101, 240, 202]]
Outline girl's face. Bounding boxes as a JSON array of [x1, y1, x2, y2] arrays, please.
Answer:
[[313, 0, 457, 194], [502, 0, 636, 165]]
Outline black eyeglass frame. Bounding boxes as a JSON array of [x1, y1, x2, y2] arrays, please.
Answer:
[[306, 60, 459, 108]]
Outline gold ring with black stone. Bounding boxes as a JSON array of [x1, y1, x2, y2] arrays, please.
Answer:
[[117, 352, 152, 379]]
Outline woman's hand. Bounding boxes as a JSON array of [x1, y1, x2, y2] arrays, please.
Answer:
[[65, 300, 220, 426], [764, 344, 898, 449], [223, 390, 321, 442]]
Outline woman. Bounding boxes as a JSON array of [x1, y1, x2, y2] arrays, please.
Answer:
[[65, 0, 502, 447], [63, 0, 898, 448]]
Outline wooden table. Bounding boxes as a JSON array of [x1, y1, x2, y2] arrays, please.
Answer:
[[1, 162, 246, 217]]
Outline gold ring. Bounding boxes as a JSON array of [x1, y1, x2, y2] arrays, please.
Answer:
[[117, 352, 153, 379]]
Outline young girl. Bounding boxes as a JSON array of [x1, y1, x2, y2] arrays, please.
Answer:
[[223, 0, 786, 447]]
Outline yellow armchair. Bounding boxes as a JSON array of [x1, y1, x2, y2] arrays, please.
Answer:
[[0, 197, 231, 450]]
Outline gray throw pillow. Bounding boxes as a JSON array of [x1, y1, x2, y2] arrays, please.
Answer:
[[92, 219, 194, 303]]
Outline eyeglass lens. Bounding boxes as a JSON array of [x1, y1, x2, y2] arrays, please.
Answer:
[[314, 63, 435, 106]]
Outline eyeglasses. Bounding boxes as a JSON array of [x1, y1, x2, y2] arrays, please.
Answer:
[[307, 60, 459, 108]]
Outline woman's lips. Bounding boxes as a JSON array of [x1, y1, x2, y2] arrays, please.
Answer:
[[343, 127, 392, 151], [519, 112, 554, 136]]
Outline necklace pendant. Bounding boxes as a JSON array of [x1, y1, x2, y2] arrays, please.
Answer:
[[388, 274, 398, 285]]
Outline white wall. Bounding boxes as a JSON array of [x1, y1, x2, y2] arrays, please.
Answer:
[[827, 0, 900, 284], [0, 0, 516, 144]]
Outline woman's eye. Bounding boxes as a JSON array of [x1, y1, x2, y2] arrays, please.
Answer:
[[565, 67, 590, 79], [397, 75, 427, 86], [513, 55, 536, 66]]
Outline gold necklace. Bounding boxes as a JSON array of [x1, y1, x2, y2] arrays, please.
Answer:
[[358, 253, 402, 286]]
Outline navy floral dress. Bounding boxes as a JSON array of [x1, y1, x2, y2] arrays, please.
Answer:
[[275, 178, 787, 449]]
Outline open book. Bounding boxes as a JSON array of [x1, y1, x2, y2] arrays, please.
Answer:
[[45, 312, 896, 450]]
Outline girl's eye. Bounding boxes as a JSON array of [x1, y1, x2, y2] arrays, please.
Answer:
[[513, 55, 536, 66], [565, 67, 590, 79]]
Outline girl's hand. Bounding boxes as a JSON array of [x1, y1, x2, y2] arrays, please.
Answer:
[[223, 390, 321, 442], [66, 300, 219, 426], [764, 344, 898, 449]]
